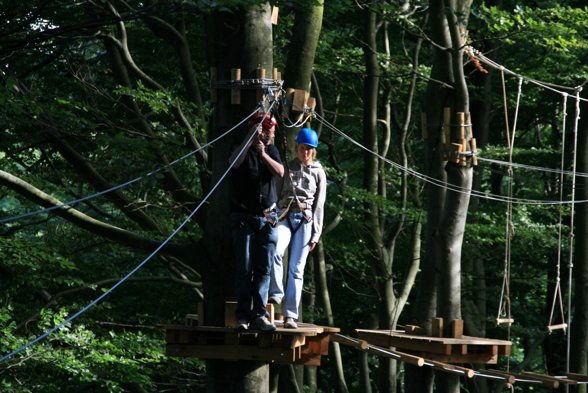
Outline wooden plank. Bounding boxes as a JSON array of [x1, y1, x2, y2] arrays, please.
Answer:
[[357, 331, 453, 356], [355, 329, 512, 346], [166, 344, 296, 362], [424, 352, 498, 364], [432, 317, 443, 337], [405, 325, 425, 335]]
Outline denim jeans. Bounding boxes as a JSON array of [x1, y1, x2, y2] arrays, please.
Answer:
[[269, 211, 313, 319], [231, 211, 279, 322]]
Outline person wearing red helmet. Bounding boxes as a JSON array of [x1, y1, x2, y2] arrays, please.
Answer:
[[228, 112, 284, 332], [268, 128, 327, 329]]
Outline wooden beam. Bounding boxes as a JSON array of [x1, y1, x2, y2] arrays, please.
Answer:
[[565, 372, 588, 382], [481, 370, 516, 384]]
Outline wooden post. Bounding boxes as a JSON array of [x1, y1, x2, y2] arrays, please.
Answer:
[[421, 112, 428, 140], [231, 68, 241, 105], [471, 138, 478, 166], [432, 317, 443, 337], [256, 68, 266, 103], [451, 319, 464, 339], [210, 67, 217, 103]]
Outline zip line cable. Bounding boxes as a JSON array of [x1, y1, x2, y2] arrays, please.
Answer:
[[311, 111, 588, 206], [0, 100, 276, 364], [0, 106, 260, 225]]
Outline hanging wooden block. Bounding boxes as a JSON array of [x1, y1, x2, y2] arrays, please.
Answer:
[[421, 112, 428, 140], [231, 68, 241, 105], [271, 6, 279, 25], [210, 67, 217, 103], [306, 96, 316, 111]]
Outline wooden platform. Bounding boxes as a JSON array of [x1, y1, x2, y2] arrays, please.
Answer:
[[356, 329, 512, 364], [157, 321, 340, 365]]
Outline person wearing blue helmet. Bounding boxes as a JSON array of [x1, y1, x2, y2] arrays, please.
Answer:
[[268, 127, 327, 329]]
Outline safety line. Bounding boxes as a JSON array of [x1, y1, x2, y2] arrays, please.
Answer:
[[0, 108, 260, 225], [0, 100, 274, 364], [312, 112, 588, 206]]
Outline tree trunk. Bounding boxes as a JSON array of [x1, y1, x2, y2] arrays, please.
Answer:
[[203, 4, 275, 392], [283, 1, 324, 157]]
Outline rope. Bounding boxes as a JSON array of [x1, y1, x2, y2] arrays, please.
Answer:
[[548, 93, 569, 334], [311, 111, 588, 206], [566, 88, 581, 381], [0, 100, 278, 364], [0, 106, 261, 225]]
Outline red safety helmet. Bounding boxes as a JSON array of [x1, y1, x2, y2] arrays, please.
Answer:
[[248, 112, 277, 130]]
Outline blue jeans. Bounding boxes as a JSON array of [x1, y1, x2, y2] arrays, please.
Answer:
[[269, 211, 313, 319], [231, 211, 279, 322]]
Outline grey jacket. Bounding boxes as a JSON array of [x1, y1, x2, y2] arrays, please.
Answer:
[[278, 158, 327, 244]]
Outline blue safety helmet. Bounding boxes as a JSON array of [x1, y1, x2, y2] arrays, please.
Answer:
[[294, 128, 318, 147]]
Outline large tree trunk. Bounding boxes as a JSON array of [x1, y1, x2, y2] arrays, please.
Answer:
[[203, 4, 275, 392], [408, 1, 473, 392]]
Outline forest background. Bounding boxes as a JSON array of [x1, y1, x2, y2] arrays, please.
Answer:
[[2, 0, 588, 392]]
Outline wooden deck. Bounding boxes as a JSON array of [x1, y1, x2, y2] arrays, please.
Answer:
[[356, 328, 512, 364], [157, 321, 340, 365]]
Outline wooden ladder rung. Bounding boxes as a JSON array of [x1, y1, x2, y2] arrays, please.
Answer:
[[495, 318, 514, 325], [546, 323, 568, 332]]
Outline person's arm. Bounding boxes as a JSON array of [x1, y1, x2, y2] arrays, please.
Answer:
[[228, 126, 259, 168], [310, 167, 327, 248], [259, 146, 284, 177]]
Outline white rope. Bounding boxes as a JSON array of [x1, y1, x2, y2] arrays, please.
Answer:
[[312, 111, 588, 206]]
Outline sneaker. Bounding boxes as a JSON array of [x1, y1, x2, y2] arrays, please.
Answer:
[[235, 320, 248, 331], [284, 317, 298, 329], [268, 296, 282, 305], [249, 315, 276, 331]]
